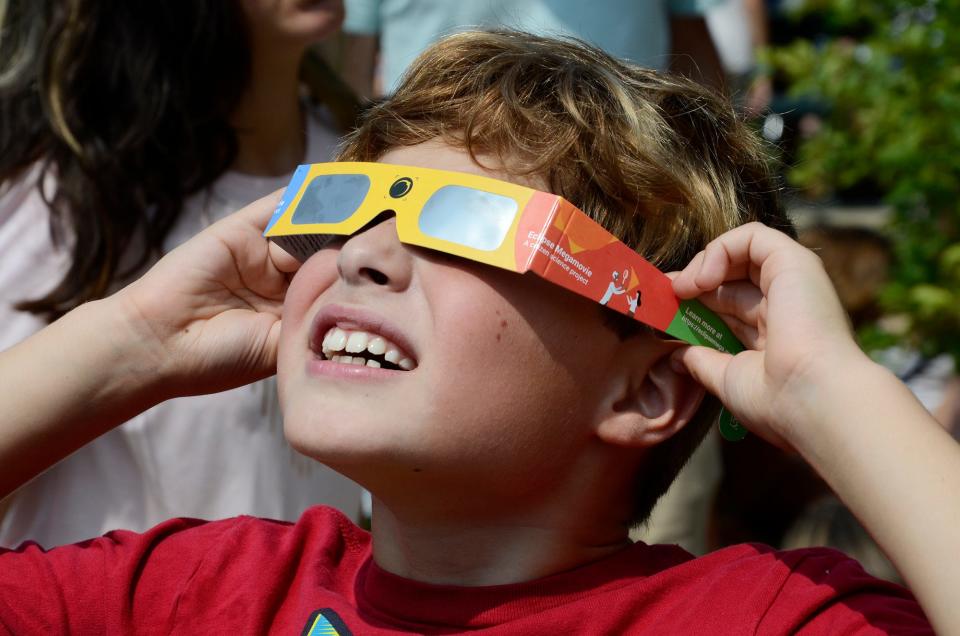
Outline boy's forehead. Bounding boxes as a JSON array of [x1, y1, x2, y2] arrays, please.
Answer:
[[378, 139, 548, 193]]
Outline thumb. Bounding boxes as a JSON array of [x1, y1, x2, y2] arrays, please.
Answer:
[[262, 318, 284, 374], [672, 346, 733, 402], [244, 316, 285, 381], [674, 346, 790, 449]]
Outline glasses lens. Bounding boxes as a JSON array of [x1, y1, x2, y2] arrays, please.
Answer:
[[292, 174, 371, 225], [418, 185, 518, 251]]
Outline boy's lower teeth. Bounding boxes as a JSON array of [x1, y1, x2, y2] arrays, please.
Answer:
[[331, 355, 380, 367], [328, 354, 404, 370]]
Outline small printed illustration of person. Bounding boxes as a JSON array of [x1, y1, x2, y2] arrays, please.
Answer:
[[627, 291, 641, 316], [599, 269, 626, 306]]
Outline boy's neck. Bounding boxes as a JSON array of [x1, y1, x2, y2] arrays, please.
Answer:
[[368, 487, 635, 586], [231, 43, 306, 177]]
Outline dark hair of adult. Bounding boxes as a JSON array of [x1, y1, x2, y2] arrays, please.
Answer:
[[0, 0, 357, 319]]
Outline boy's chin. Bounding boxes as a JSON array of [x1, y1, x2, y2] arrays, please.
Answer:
[[282, 414, 356, 462], [281, 411, 402, 472]]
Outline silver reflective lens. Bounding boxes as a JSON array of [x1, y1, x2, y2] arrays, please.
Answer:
[[292, 174, 371, 224], [418, 186, 517, 251]]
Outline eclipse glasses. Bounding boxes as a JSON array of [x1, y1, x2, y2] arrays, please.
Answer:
[[265, 162, 746, 440]]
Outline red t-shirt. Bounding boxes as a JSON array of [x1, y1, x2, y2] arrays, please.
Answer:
[[0, 506, 930, 634]]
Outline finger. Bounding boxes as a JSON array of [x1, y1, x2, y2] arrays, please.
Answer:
[[269, 241, 302, 274], [713, 313, 761, 351], [675, 223, 800, 297], [672, 345, 733, 402], [236, 190, 284, 230], [670, 251, 706, 296], [261, 318, 284, 376], [711, 223, 800, 294], [695, 226, 775, 290], [251, 190, 302, 274], [673, 347, 792, 449], [695, 281, 764, 328], [227, 190, 300, 275], [672, 248, 754, 298]]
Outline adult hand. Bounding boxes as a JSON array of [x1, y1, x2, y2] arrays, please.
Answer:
[[670, 222, 868, 448], [115, 192, 301, 399]]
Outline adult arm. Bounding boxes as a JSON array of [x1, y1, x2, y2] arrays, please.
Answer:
[[0, 193, 300, 498], [742, 0, 773, 117], [672, 223, 960, 634], [340, 0, 383, 100], [669, 15, 726, 91], [341, 34, 379, 100]]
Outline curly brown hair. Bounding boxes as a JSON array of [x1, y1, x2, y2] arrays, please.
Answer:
[[338, 29, 795, 525]]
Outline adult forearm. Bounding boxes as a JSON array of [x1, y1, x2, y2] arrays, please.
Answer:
[[341, 34, 379, 100], [0, 298, 163, 498], [743, 0, 769, 49], [669, 17, 726, 92], [789, 359, 960, 634]]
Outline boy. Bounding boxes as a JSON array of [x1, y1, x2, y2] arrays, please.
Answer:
[[0, 31, 953, 634]]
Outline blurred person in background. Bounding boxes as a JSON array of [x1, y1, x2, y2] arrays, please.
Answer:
[[801, 225, 960, 438], [339, 0, 726, 99], [706, 0, 773, 117], [0, 0, 363, 548]]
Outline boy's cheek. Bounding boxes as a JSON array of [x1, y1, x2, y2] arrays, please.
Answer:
[[281, 251, 339, 334], [279, 287, 310, 338]]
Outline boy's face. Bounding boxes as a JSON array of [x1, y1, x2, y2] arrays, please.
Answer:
[[276, 140, 665, 510]]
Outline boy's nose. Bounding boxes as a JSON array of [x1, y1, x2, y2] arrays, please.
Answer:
[[336, 215, 412, 291]]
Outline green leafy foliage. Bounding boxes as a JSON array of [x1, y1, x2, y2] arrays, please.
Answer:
[[771, 0, 960, 362]]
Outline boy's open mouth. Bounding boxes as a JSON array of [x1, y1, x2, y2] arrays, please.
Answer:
[[316, 327, 417, 371]]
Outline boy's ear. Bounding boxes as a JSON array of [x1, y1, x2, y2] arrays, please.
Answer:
[[594, 341, 706, 449]]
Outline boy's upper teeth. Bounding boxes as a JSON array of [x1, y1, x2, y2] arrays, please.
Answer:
[[321, 327, 416, 370]]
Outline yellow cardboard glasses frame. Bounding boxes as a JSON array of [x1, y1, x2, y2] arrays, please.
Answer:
[[265, 162, 746, 440]]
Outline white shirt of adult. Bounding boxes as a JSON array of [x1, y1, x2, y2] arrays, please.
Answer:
[[0, 113, 363, 548], [343, 0, 722, 94]]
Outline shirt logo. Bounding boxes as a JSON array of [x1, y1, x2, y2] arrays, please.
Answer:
[[301, 608, 353, 636]]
